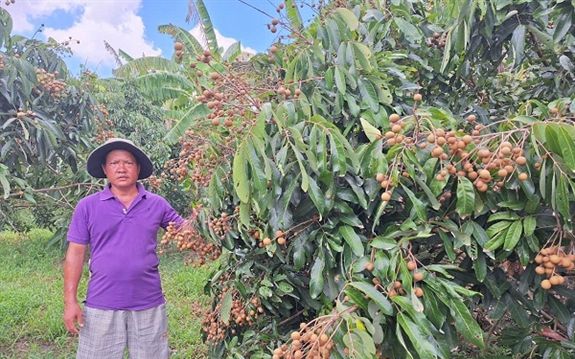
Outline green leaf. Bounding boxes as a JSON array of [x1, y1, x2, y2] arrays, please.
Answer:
[[556, 126, 575, 170], [360, 117, 381, 143], [449, 299, 485, 348], [220, 289, 233, 324], [545, 124, 563, 155], [370, 236, 398, 250], [526, 25, 555, 52], [334, 7, 359, 31], [339, 225, 364, 257], [290, 143, 309, 192], [397, 312, 439, 358], [233, 143, 250, 203], [394, 17, 423, 44], [547, 295, 571, 324], [487, 212, 520, 222], [349, 282, 393, 315], [307, 177, 326, 218], [523, 217, 536, 237], [503, 221, 523, 251], [556, 176, 571, 221], [510, 24, 526, 68], [484, 225, 509, 252], [334, 66, 346, 95], [412, 175, 441, 210], [284, 0, 303, 30], [195, 0, 220, 58], [164, 103, 210, 144], [222, 41, 241, 62], [309, 255, 325, 299], [456, 176, 475, 217], [401, 185, 427, 222], [0, 164, 10, 199], [358, 79, 379, 113]]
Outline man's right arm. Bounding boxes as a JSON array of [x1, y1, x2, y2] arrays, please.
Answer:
[[63, 242, 87, 334]]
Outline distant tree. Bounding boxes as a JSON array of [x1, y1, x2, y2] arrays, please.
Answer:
[[0, 8, 104, 233]]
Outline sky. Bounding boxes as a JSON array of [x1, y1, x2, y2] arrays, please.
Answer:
[[2, 0, 315, 78]]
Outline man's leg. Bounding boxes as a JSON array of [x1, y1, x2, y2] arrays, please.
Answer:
[[126, 304, 170, 359], [77, 306, 128, 359]]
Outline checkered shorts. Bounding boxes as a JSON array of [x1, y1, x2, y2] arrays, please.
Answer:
[[76, 304, 170, 359]]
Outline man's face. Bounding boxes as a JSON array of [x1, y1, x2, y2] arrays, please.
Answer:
[[102, 149, 140, 189]]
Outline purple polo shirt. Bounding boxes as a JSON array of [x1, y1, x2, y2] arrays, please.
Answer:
[[67, 183, 183, 310]]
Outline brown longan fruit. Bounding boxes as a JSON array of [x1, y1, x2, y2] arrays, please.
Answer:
[[541, 279, 552, 290], [381, 192, 391, 201], [413, 272, 424, 282], [549, 254, 562, 264], [515, 156, 527, 165], [549, 276, 562, 286], [365, 262, 374, 271], [376, 173, 385, 182], [407, 260, 417, 271], [414, 287, 424, 297], [518, 173, 528, 181], [535, 266, 546, 275], [389, 114, 400, 123]]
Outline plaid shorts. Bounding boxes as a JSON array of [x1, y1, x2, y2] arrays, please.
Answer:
[[76, 304, 170, 359]]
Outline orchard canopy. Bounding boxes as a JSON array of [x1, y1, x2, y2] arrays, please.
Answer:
[[3, 0, 575, 358]]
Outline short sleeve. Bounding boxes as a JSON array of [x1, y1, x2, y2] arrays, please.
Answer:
[[160, 199, 184, 230], [67, 200, 90, 245]]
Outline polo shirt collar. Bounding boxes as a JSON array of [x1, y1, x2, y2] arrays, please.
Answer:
[[99, 182, 148, 201]]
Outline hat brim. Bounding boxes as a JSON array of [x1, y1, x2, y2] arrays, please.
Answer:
[[87, 139, 154, 180]]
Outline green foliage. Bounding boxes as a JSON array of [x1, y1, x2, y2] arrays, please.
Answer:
[[0, 8, 104, 233], [119, 0, 575, 358]]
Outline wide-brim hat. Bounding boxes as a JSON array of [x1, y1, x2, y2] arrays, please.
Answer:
[[87, 138, 154, 180]]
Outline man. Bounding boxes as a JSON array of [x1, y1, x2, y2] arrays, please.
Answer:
[[63, 138, 184, 359]]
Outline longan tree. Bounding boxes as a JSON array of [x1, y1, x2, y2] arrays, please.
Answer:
[[0, 8, 105, 232], [119, 0, 575, 357]]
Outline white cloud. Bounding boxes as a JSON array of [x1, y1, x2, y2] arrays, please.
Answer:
[[5, 0, 160, 72], [189, 24, 256, 55]]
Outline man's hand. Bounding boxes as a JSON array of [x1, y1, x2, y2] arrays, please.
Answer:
[[63, 302, 84, 334]]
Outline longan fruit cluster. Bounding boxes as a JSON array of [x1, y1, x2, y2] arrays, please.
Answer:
[[383, 113, 409, 146], [381, 111, 535, 198], [36, 68, 67, 98], [209, 212, 231, 239], [145, 174, 164, 191], [535, 247, 575, 290], [93, 119, 115, 143], [14, 107, 37, 119], [374, 172, 394, 201], [202, 288, 261, 342], [427, 31, 446, 48], [273, 322, 335, 359], [250, 229, 287, 248], [384, 259, 424, 298], [276, 84, 302, 100], [160, 221, 221, 266], [162, 132, 217, 187]]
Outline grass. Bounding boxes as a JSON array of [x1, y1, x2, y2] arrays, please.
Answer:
[[0, 229, 211, 359]]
